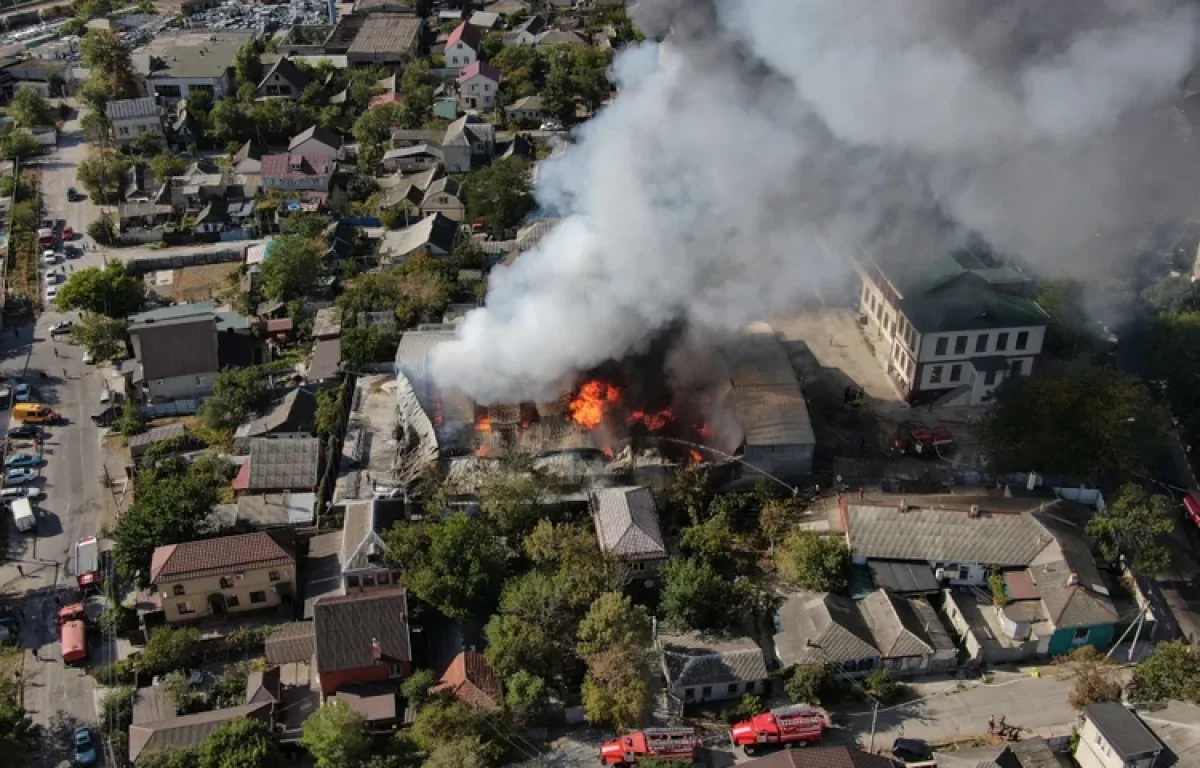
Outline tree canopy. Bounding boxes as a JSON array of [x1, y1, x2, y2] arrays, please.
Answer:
[[1128, 641, 1200, 706], [776, 530, 850, 592], [1085, 483, 1173, 574], [0, 657, 38, 768], [980, 360, 1158, 480], [462, 157, 535, 234], [77, 151, 133, 203], [260, 235, 323, 302], [199, 366, 271, 432], [197, 713, 281, 768], [300, 700, 370, 768], [660, 557, 743, 633], [57, 261, 145, 317], [69, 315, 129, 363], [9, 87, 54, 128]]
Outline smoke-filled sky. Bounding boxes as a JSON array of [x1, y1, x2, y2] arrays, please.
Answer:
[[432, 0, 1200, 403]]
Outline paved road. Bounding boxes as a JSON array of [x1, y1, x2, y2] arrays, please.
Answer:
[[0, 101, 114, 763]]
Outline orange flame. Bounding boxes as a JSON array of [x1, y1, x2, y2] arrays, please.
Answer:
[[696, 422, 715, 440], [477, 414, 492, 432], [569, 380, 622, 429], [476, 445, 491, 457], [628, 408, 675, 431], [689, 450, 703, 463]]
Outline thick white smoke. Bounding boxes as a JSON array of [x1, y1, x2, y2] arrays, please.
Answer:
[[432, 0, 1200, 403]]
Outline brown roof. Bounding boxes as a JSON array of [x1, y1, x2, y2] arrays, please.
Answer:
[[744, 747, 901, 768], [435, 650, 502, 712], [129, 702, 272, 762], [245, 666, 282, 705], [265, 622, 316, 665], [313, 588, 411, 675], [150, 531, 294, 584], [335, 683, 398, 721]]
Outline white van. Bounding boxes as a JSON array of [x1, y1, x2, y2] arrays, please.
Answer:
[[0, 487, 32, 503], [11, 497, 35, 532]]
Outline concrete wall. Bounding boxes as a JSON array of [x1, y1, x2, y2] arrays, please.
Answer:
[[1047, 623, 1115, 656], [156, 564, 295, 623], [941, 589, 984, 664], [673, 677, 764, 705], [146, 371, 215, 402]]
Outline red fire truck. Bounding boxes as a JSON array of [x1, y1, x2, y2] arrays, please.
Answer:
[[58, 603, 88, 665], [1185, 493, 1200, 527], [730, 704, 830, 755], [600, 727, 699, 766]]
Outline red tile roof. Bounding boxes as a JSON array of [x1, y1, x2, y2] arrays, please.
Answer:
[[447, 21, 481, 50], [260, 153, 333, 180], [150, 531, 294, 584], [458, 60, 501, 84], [434, 650, 502, 711]]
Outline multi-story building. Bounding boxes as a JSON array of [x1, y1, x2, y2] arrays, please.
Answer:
[[1076, 703, 1163, 768], [136, 30, 255, 104], [150, 531, 296, 623], [855, 246, 1049, 405]]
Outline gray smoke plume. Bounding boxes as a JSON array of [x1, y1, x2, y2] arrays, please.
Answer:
[[432, 0, 1200, 403]]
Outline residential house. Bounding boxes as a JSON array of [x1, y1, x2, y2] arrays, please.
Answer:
[[741, 747, 900, 768], [192, 200, 228, 234], [232, 437, 322, 494], [434, 650, 502, 712], [380, 213, 459, 263], [657, 631, 770, 705], [124, 165, 163, 204], [2, 58, 72, 97], [535, 29, 587, 47], [313, 589, 412, 695], [216, 492, 318, 530], [313, 307, 342, 340], [935, 738, 1064, 768], [129, 703, 273, 764], [773, 592, 882, 676], [261, 154, 334, 193], [117, 202, 174, 234], [487, 0, 529, 14], [589, 486, 667, 580], [150, 530, 296, 623], [258, 57, 312, 99], [1077, 703, 1164, 768], [442, 114, 495, 173], [505, 94, 544, 123], [420, 176, 465, 222], [457, 61, 501, 111], [503, 14, 546, 46], [391, 128, 445, 148], [289, 125, 343, 158], [445, 22, 481, 73], [128, 301, 254, 403], [855, 243, 1049, 405], [127, 423, 190, 463], [381, 144, 443, 174], [136, 30, 255, 103], [233, 141, 263, 176], [378, 178, 425, 223], [169, 160, 230, 214], [841, 495, 1119, 656], [344, 13, 422, 66], [469, 11, 501, 30], [234, 388, 319, 452], [857, 589, 957, 675], [297, 497, 406, 618], [308, 338, 343, 385], [106, 97, 164, 146]]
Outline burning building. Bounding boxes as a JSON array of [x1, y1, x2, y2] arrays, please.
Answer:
[[392, 321, 814, 483]]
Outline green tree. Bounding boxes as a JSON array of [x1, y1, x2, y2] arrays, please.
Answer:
[[504, 669, 548, 724], [980, 360, 1157, 481], [1143, 275, 1200, 316], [660, 557, 740, 632], [209, 99, 246, 145], [0, 662, 38, 768], [81, 109, 110, 144], [315, 385, 345, 442], [340, 325, 398, 371], [352, 104, 400, 172], [260, 235, 322, 302], [581, 649, 650, 728], [478, 471, 546, 540], [1086, 484, 1173, 574], [9, 200, 36, 232], [69, 315, 128, 362], [669, 462, 712, 525], [9, 86, 54, 127], [785, 664, 847, 706], [400, 668, 438, 710], [77, 151, 132, 203], [1128, 641, 1200, 705], [1066, 646, 1122, 711], [1035, 279, 1092, 359], [484, 571, 574, 681], [131, 130, 165, 157], [200, 366, 270, 431], [384, 512, 507, 620], [57, 261, 145, 317], [680, 510, 737, 571], [234, 42, 264, 88], [151, 152, 188, 181], [462, 157, 534, 234], [776, 530, 850, 592], [0, 128, 43, 160], [541, 59, 577, 125], [577, 591, 651, 658], [138, 749, 199, 768], [198, 717, 281, 768], [300, 700, 370, 768], [140, 626, 203, 676], [81, 28, 140, 98], [88, 213, 119, 245], [112, 470, 216, 585], [425, 738, 491, 768]]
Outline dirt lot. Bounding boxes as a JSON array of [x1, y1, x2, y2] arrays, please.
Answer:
[[769, 308, 987, 482], [144, 262, 240, 302]]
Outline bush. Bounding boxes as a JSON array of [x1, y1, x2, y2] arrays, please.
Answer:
[[785, 663, 849, 706], [93, 658, 137, 686], [864, 668, 908, 705], [99, 685, 135, 735], [988, 572, 1010, 607], [722, 693, 764, 724], [140, 626, 202, 677], [96, 603, 138, 638]]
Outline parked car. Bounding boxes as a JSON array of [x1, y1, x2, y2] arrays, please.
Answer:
[[47, 271, 65, 285], [66, 186, 78, 201], [5, 453, 43, 468], [892, 739, 931, 763], [5, 468, 36, 484], [49, 320, 72, 336], [14, 384, 30, 402], [74, 726, 97, 766], [0, 487, 40, 502], [41, 249, 58, 264], [45, 285, 59, 303], [6, 424, 40, 439], [63, 225, 74, 240]]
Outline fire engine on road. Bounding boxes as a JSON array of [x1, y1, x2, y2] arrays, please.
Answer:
[[600, 727, 699, 765], [730, 704, 830, 755]]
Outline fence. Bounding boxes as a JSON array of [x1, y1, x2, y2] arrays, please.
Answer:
[[124, 249, 244, 276], [139, 399, 199, 419]]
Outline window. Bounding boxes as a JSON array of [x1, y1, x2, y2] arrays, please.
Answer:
[[950, 364, 962, 382], [249, 591, 267, 604], [172, 584, 185, 596], [930, 365, 943, 384], [1073, 627, 1090, 642], [119, 126, 129, 135], [219, 577, 233, 589], [935, 337, 947, 355], [1010, 359, 1023, 376], [347, 575, 360, 587], [702, 686, 712, 698], [684, 688, 695, 700], [390, 664, 405, 678], [958, 565, 970, 580], [226, 595, 240, 608], [985, 370, 997, 386], [177, 601, 195, 615], [728, 683, 739, 695], [975, 334, 988, 353], [954, 335, 967, 354], [268, 571, 281, 582], [996, 332, 1009, 351], [451, 56, 458, 64], [862, 285, 870, 303], [1016, 330, 1029, 350]]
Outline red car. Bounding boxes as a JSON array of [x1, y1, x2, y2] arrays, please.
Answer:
[[62, 225, 74, 241]]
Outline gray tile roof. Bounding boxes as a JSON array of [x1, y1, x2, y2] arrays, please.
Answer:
[[313, 589, 411, 674], [348, 13, 422, 55], [235, 492, 317, 527], [127, 422, 187, 451], [867, 560, 940, 594], [589, 486, 666, 560], [129, 702, 272, 762], [247, 437, 321, 491], [265, 622, 316, 665], [1030, 512, 1117, 628], [741, 747, 900, 768], [859, 590, 934, 658], [845, 502, 1056, 567], [236, 388, 318, 440], [245, 666, 281, 705], [659, 632, 768, 688], [1085, 703, 1163, 759], [774, 592, 879, 667], [106, 96, 159, 121], [131, 316, 219, 381], [723, 324, 814, 447]]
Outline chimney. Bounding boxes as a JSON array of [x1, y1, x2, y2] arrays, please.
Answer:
[[969, 504, 980, 518], [1027, 471, 1038, 491], [371, 637, 381, 661], [898, 498, 908, 514]]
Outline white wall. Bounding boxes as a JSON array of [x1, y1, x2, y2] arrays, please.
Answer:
[[917, 326, 1045, 364], [928, 560, 989, 587]]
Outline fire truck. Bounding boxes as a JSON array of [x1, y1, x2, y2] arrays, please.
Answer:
[[58, 603, 88, 665], [729, 705, 830, 755], [893, 425, 954, 457], [600, 727, 699, 765]]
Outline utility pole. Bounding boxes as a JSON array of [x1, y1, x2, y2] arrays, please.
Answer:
[[806, 640, 882, 753]]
